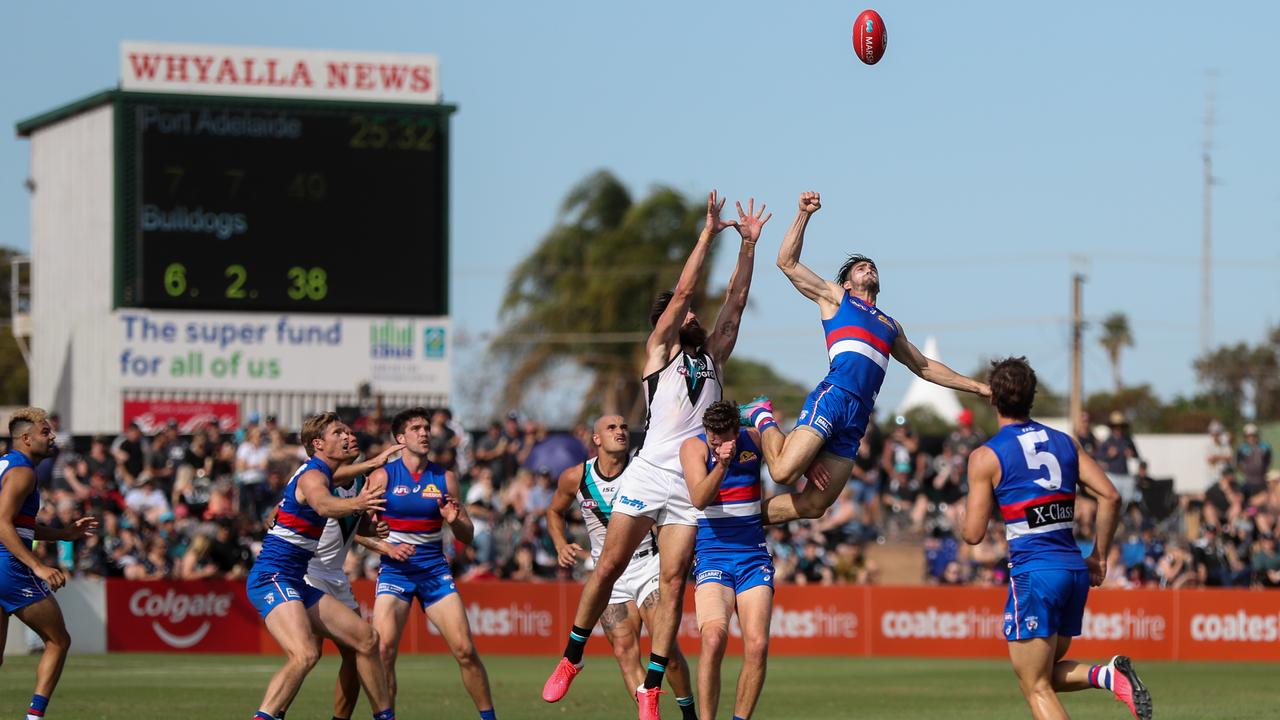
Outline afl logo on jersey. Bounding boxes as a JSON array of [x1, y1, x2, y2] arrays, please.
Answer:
[[581, 500, 599, 510], [393, 486, 411, 496], [421, 483, 444, 498]]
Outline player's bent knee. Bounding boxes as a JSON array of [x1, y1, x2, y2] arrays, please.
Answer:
[[743, 635, 769, 662], [700, 626, 729, 653], [294, 645, 322, 669]]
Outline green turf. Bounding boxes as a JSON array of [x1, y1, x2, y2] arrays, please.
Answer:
[[0, 653, 1273, 719]]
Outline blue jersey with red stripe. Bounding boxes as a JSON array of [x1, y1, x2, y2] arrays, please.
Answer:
[[257, 456, 334, 577], [694, 429, 766, 551], [821, 294, 899, 403], [0, 451, 38, 554], [988, 421, 1086, 574], [381, 458, 448, 572]]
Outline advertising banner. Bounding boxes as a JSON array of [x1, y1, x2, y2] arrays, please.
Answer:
[[122, 399, 240, 433], [106, 580, 261, 653], [116, 310, 450, 396]]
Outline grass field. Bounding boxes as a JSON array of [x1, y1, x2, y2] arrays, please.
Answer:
[[0, 653, 1274, 719]]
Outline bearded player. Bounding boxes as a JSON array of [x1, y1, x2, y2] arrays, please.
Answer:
[[682, 401, 773, 720], [245, 412, 393, 720], [275, 431, 406, 720], [740, 191, 989, 525], [0, 407, 98, 720], [964, 357, 1151, 720], [367, 407, 496, 720], [545, 415, 697, 719], [543, 192, 768, 719]]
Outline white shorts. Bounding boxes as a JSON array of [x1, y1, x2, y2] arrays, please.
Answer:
[[613, 456, 697, 527], [304, 570, 358, 611], [610, 548, 661, 606]]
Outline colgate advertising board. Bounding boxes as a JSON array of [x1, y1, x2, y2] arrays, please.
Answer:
[[107, 581, 260, 653], [122, 400, 239, 433], [109, 581, 1280, 661]]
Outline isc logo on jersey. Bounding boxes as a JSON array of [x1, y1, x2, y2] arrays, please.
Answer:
[[421, 483, 443, 498]]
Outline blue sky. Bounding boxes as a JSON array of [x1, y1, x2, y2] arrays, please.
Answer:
[[4, 1, 1278, 423]]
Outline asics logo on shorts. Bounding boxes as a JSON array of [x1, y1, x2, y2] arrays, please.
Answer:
[[618, 495, 646, 510]]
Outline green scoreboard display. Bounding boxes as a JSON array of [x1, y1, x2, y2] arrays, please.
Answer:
[[116, 94, 454, 315]]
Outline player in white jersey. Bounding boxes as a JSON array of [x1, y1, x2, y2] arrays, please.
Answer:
[[544, 192, 769, 720], [546, 415, 697, 720], [274, 430, 405, 720]]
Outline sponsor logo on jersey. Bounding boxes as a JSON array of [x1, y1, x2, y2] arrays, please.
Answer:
[[696, 569, 724, 583], [1026, 499, 1074, 528], [617, 495, 646, 510], [737, 450, 759, 464], [876, 314, 895, 328], [422, 483, 443, 498], [285, 587, 301, 599]]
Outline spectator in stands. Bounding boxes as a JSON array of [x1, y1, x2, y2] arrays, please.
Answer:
[[474, 421, 509, 484], [124, 476, 171, 526], [1194, 523, 1247, 587], [1203, 466, 1243, 529], [526, 468, 556, 516], [831, 541, 878, 584], [501, 412, 525, 480], [112, 422, 151, 487], [1098, 411, 1139, 475], [850, 431, 882, 531], [1074, 410, 1097, 458], [946, 408, 986, 460], [179, 534, 220, 580], [1237, 423, 1272, 499], [1206, 420, 1233, 483], [234, 425, 271, 519], [795, 541, 833, 585], [1251, 534, 1280, 588]]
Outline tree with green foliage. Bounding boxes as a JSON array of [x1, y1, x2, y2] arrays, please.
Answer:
[[1099, 312, 1133, 395]]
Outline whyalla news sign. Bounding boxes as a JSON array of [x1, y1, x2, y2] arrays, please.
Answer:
[[120, 42, 440, 103]]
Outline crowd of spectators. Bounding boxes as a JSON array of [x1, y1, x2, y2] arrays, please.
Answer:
[[13, 406, 1278, 590]]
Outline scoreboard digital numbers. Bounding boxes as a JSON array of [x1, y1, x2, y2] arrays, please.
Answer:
[[117, 94, 453, 315]]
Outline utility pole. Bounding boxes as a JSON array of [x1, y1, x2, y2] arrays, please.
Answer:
[[1070, 272, 1085, 433], [1201, 71, 1217, 355]]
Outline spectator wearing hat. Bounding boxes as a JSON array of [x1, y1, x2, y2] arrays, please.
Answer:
[[1203, 466, 1243, 530], [1098, 410, 1139, 476], [111, 422, 151, 488], [1236, 423, 1272, 497]]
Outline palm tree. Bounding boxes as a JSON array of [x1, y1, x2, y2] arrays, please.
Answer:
[[494, 170, 719, 420], [1099, 312, 1134, 394]]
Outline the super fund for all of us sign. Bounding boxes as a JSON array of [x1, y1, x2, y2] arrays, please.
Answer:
[[120, 41, 440, 104]]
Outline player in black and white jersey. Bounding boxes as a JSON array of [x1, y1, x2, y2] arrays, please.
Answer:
[[546, 415, 697, 719], [543, 192, 769, 720], [274, 429, 404, 720]]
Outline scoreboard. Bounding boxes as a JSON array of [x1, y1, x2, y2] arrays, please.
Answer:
[[116, 94, 454, 315]]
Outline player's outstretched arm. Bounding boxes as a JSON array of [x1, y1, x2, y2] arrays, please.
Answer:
[[334, 443, 405, 482], [0, 467, 66, 590], [35, 516, 99, 542], [776, 191, 842, 311], [1075, 439, 1121, 585], [681, 436, 731, 510], [891, 322, 991, 396], [298, 469, 385, 518], [961, 446, 998, 545], [547, 465, 586, 568], [646, 191, 736, 365], [705, 198, 771, 364]]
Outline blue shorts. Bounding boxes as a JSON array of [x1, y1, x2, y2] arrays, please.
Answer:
[[1004, 569, 1089, 641], [377, 563, 457, 610], [246, 569, 325, 620], [0, 555, 53, 614], [796, 382, 873, 460], [693, 548, 775, 594]]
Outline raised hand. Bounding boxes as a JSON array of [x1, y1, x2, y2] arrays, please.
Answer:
[[713, 440, 737, 466], [66, 516, 100, 540], [557, 542, 585, 568], [734, 198, 772, 245], [706, 190, 738, 236], [798, 191, 821, 215], [440, 494, 461, 524], [384, 543, 415, 562], [368, 443, 405, 469], [353, 482, 386, 514]]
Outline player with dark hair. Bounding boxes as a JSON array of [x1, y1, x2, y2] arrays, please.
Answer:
[[740, 191, 989, 526], [546, 415, 697, 718], [964, 357, 1152, 720], [368, 407, 496, 720], [245, 412, 393, 720], [681, 400, 773, 720], [0, 407, 98, 720], [543, 192, 768, 720], [276, 431, 405, 720]]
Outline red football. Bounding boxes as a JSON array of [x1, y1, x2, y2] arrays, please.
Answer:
[[852, 9, 887, 65]]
